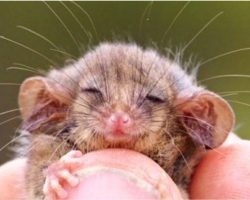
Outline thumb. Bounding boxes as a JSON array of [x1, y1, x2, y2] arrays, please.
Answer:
[[65, 149, 183, 200]]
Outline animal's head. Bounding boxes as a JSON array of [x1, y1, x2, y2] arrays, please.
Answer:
[[19, 43, 234, 149]]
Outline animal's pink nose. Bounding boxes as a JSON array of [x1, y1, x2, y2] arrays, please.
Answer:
[[108, 111, 131, 131]]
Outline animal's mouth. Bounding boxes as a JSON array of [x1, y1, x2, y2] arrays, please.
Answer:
[[103, 130, 137, 143]]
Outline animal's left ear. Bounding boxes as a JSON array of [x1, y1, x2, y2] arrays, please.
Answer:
[[18, 76, 73, 132], [176, 91, 235, 148]]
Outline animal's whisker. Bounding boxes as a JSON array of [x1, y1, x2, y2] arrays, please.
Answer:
[[139, 1, 154, 40], [175, 114, 231, 136], [176, 128, 208, 152], [183, 11, 223, 52], [50, 48, 76, 59], [136, 50, 167, 107], [0, 134, 23, 153], [8, 66, 42, 75], [200, 47, 250, 66], [160, 1, 190, 44], [0, 82, 21, 86], [9, 63, 98, 111], [95, 48, 110, 102], [0, 108, 20, 116], [47, 140, 68, 162], [227, 99, 250, 108], [0, 115, 21, 126], [219, 90, 250, 94], [12, 62, 46, 72], [199, 74, 250, 83], [43, 2, 80, 52], [60, 1, 92, 44], [220, 93, 239, 98], [16, 25, 75, 59], [71, 1, 98, 41], [0, 35, 57, 66], [175, 127, 227, 157], [138, 66, 170, 108], [25, 124, 71, 157], [167, 131, 192, 172]]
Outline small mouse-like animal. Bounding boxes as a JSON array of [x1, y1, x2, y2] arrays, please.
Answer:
[[18, 42, 234, 199]]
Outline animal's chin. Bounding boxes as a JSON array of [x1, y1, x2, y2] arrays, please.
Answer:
[[102, 131, 137, 143]]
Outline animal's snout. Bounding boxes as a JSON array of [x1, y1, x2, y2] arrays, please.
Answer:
[[108, 111, 131, 132]]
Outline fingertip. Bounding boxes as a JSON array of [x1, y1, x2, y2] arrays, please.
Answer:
[[0, 158, 27, 200], [190, 141, 250, 199], [64, 149, 184, 200], [222, 133, 242, 146]]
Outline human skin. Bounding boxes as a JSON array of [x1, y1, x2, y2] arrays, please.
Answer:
[[0, 134, 250, 199], [190, 134, 250, 199]]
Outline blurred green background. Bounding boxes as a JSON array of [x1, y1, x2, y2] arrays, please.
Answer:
[[1, 1, 250, 164]]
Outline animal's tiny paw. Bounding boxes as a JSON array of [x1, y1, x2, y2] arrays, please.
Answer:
[[43, 150, 83, 200]]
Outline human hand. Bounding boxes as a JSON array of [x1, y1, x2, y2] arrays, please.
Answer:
[[190, 134, 250, 199], [0, 150, 182, 200], [0, 134, 249, 199]]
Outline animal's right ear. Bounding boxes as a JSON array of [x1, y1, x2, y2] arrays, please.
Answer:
[[175, 91, 234, 149], [19, 76, 73, 131]]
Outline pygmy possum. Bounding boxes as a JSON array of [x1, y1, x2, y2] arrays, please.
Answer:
[[18, 43, 234, 199]]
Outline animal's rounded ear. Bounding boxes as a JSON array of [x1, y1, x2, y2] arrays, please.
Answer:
[[19, 76, 72, 120], [176, 91, 235, 148]]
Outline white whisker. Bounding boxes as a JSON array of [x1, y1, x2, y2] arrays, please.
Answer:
[[200, 74, 250, 83], [0, 108, 20, 116], [71, 1, 98, 41], [0, 35, 56, 65], [201, 47, 250, 66], [161, 1, 190, 43], [43, 2, 80, 51], [183, 11, 223, 51], [0, 115, 20, 126]]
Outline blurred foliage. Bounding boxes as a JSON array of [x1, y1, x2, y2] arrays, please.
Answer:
[[1, 1, 250, 164]]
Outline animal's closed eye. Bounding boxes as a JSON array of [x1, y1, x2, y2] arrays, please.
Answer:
[[146, 95, 165, 104], [81, 87, 102, 96]]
